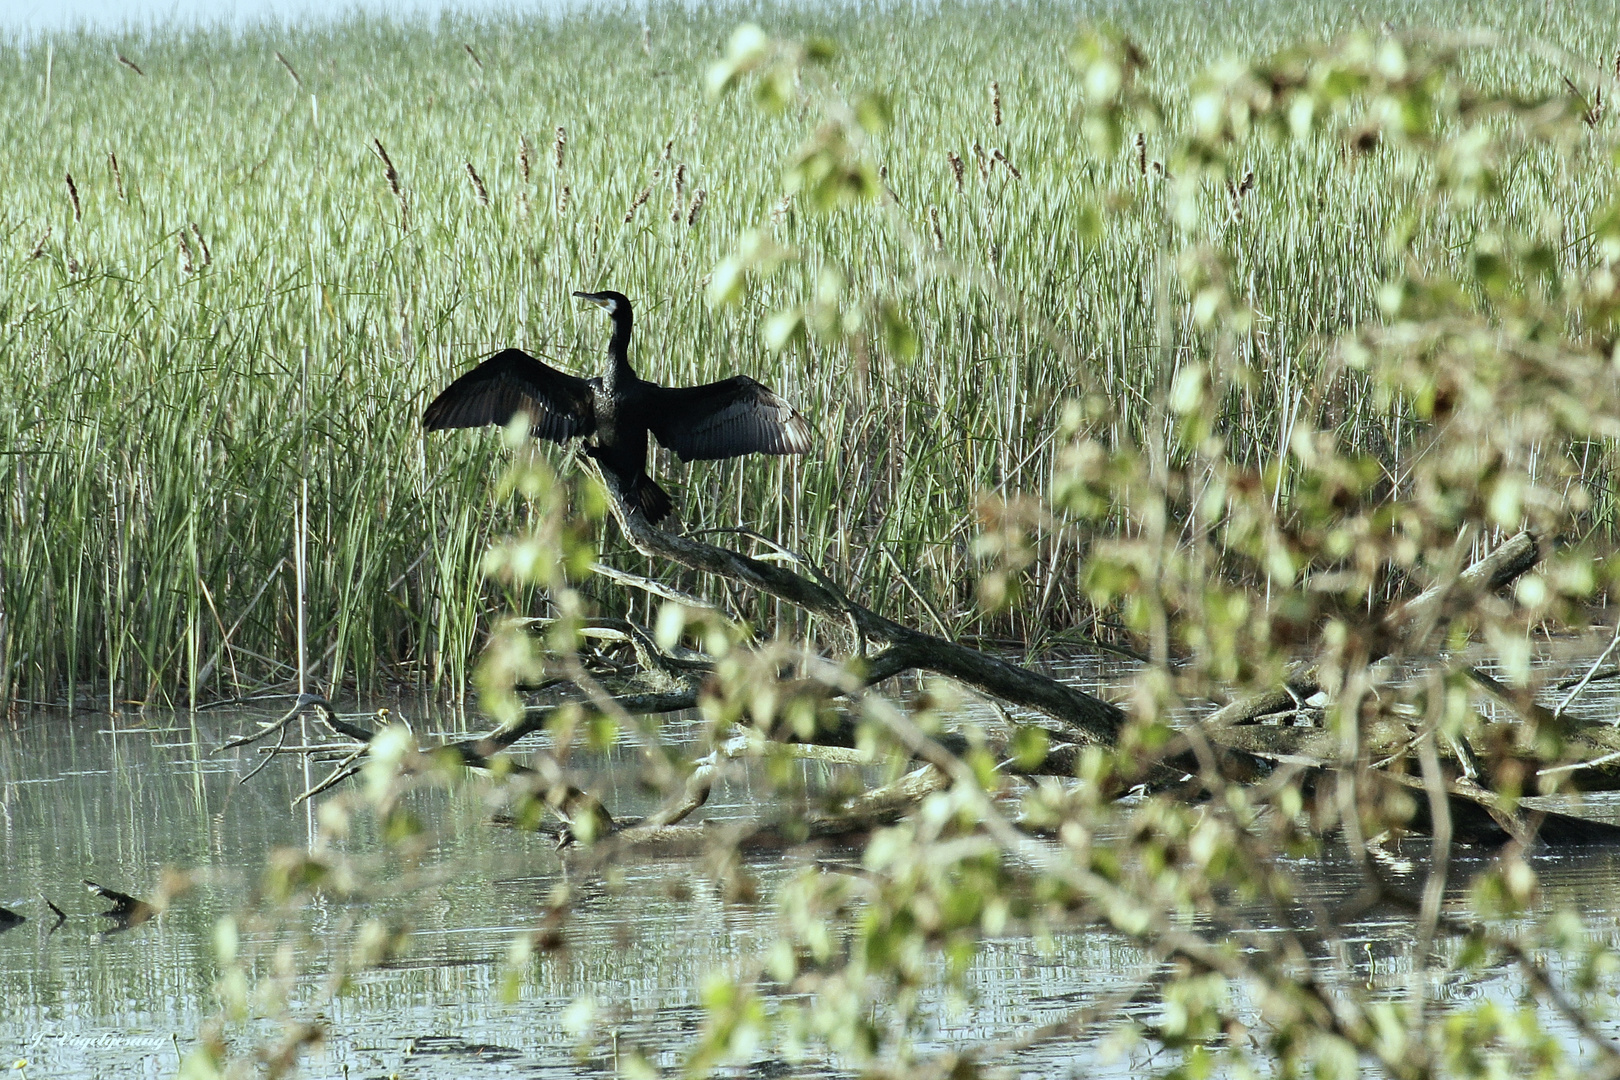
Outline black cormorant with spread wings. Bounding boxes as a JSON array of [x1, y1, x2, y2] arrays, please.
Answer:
[[422, 290, 812, 524]]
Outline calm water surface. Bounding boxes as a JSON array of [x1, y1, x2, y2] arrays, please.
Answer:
[[6, 678, 1620, 1077]]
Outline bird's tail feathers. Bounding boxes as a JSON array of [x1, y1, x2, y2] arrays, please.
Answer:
[[628, 475, 675, 525]]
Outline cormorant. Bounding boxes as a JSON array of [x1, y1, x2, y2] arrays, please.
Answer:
[[422, 290, 812, 524]]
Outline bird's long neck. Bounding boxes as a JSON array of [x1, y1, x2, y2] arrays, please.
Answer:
[[603, 309, 635, 390]]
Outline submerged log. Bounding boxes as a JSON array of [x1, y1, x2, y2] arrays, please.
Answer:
[[1526, 724, 1620, 794], [84, 880, 157, 928], [560, 763, 948, 860], [1204, 723, 1620, 846]]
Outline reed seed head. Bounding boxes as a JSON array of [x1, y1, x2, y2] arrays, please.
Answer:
[[275, 50, 303, 88], [371, 139, 407, 227], [948, 151, 964, 192], [465, 162, 490, 206], [116, 50, 144, 76], [1580, 84, 1605, 126], [990, 79, 1002, 126], [671, 162, 687, 220], [371, 138, 400, 194], [928, 204, 943, 251], [463, 43, 483, 70], [685, 188, 706, 227], [554, 126, 567, 169], [189, 222, 211, 266], [991, 148, 1021, 180], [972, 142, 989, 182], [64, 173, 81, 222], [558, 185, 571, 214], [1225, 171, 1254, 222], [28, 226, 49, 260], [107, 150, 125, 200], [177, 232, 195, 274], [1134, 132, 1146, 176], [518, 134, 533, 183], [624, 185, 651, 223]]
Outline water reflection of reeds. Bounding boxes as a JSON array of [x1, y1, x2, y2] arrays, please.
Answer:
[[8, 668, 1620, 1075]]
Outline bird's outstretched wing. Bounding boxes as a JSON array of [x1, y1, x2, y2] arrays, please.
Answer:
[[422, 349, 596, 443], [645, 376, 813, 462]]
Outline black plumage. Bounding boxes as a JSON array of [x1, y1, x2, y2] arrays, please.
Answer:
[[418, 350, 595, 443], [422, 290, 812, 524]]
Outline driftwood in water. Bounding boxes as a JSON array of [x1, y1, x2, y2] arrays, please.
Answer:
[[587, 486, 1589, 847], [1203, 531, 1545, 728], [235, 491, 1620, 851], [1202, 724, 1620, 846], [1151, 528, 1620, 845], [558, 763, 948, 860], [84, 879, 158, 930]]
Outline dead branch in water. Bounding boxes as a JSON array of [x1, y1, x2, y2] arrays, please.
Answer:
[[1203, 530, 1545, 728], [229, 495, 1620, 852]]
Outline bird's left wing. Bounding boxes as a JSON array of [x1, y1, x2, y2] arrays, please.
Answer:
[[645, 376, 813, 462]]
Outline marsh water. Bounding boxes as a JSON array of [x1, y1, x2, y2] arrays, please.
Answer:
[[9, 668, 1620, 1077]]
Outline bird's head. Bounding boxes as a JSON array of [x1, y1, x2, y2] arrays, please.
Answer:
[[573, 289, 632, 318]]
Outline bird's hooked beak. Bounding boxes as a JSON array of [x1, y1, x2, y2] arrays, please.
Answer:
[[573, 290, 614, 312]]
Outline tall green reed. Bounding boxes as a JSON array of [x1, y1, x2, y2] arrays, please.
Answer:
[[1, 0, 1614, 705]]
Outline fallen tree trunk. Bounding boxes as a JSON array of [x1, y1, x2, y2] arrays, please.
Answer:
[[238, 514, 1620, 851], [597, 475, 1126, 742]]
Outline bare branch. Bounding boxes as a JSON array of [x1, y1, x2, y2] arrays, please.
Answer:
[[1206, 530, 1545, 728]]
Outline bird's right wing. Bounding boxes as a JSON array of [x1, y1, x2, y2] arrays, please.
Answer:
[[421, 349, 596, 443]]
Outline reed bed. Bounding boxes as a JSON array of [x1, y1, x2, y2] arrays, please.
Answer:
[[0, 0, 1614, 706]]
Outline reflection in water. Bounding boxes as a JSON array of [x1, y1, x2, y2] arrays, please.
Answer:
[[3, 694, 1620, 1076]]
